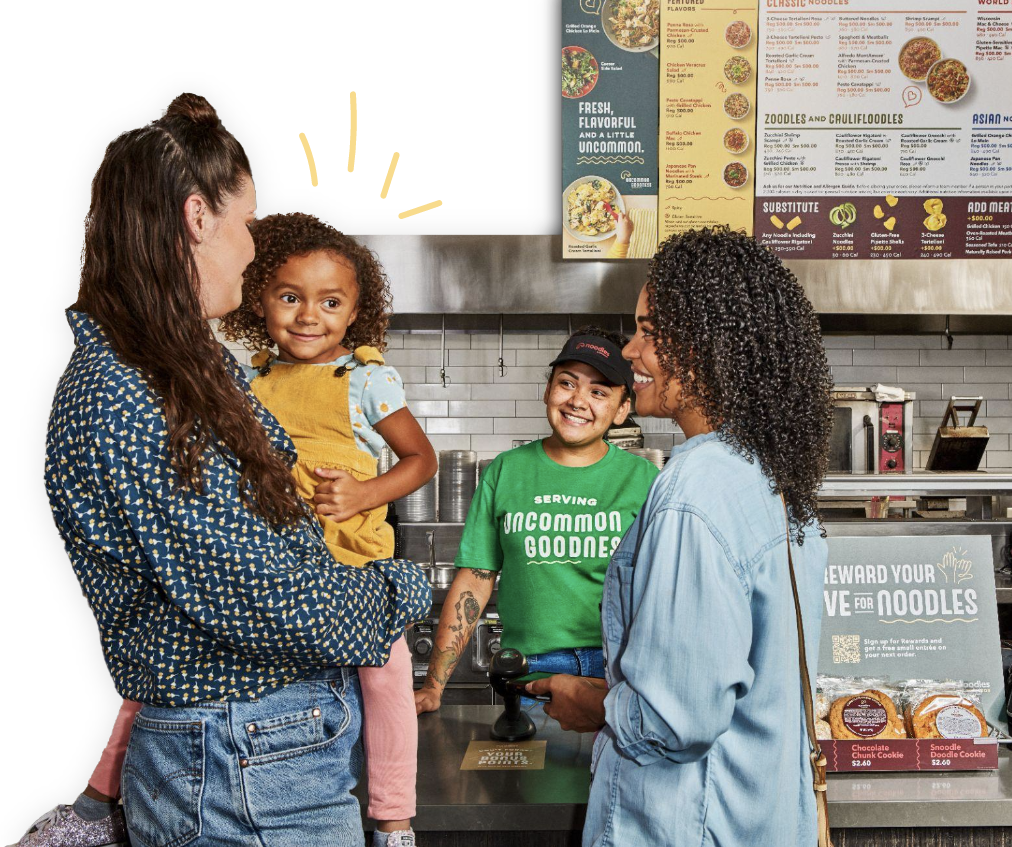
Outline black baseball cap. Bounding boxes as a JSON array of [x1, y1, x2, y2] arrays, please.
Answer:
[[549, 334, 634, 393]]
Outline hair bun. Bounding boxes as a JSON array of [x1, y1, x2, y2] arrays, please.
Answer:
[[164, 93, 220, 128]]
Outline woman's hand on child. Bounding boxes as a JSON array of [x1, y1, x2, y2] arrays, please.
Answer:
[[313, 468, 373, 523]]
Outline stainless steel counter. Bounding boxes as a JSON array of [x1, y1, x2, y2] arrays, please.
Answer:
[[357, 705, 1012, 832]]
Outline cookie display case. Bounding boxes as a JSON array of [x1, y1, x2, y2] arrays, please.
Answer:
[[819, 685, 1003, 772]]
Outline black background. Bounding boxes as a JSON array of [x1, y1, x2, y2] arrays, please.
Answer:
[[19, 18, 562, 833]]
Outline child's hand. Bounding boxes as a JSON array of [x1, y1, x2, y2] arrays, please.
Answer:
[[313, 468, 371, 523], [615, 211, 634, 245]]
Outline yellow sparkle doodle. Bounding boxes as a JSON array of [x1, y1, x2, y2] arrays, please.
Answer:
[[299, 133, 318, 187], [381, 152, 399, 199], [348, 91, 357, 173], [399, 200, 443, 219]]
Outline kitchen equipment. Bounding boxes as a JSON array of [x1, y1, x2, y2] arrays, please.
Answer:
[[606, 418, 643, 449], [477, 458, 495, 484], [926, 397, 989, 472], [474, 619, 503, 672], [438, 450, 477, 522], [829, 387, 915, 474], [398, 523, 464, 564], [407, 615, 502, 689], [489, 648, 540, 741], [432, 564, 456, 588], [627, 447, 664, 470]]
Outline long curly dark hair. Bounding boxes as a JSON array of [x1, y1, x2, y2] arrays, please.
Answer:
[[75, 93, 305, 527], [219, 214, 393, 353], [647, 226, 833, 542]]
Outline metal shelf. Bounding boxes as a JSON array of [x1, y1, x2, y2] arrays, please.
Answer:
[[820, 472, 1012, 499]]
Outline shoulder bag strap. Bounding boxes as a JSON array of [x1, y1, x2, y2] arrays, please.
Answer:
[[781, 494, 833, 847]]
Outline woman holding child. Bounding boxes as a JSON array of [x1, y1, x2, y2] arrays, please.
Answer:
[[31, 94, 430, 847]]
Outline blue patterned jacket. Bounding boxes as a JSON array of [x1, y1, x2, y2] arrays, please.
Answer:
[[45, 311, 430, 707]]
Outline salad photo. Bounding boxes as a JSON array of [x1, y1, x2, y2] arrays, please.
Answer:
[[562, 46, 599, 98]]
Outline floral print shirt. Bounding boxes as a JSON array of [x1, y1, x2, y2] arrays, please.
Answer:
[[245, 346, 407, 459], [45, 311, 430, 707]]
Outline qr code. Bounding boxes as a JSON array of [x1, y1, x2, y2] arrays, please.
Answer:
[[832, 634, 861, 664]]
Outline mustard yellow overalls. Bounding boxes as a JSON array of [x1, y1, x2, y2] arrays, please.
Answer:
[[250, 347, 394, 568]]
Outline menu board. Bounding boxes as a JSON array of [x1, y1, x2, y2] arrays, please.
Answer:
[[562, 1, 1012, 260], [659, 0, 760, 241], [562, 0, 659, 259], [754, 0, 1012, 260]]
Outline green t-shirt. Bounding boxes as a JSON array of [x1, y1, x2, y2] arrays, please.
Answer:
[[454, 440, 659, 656]]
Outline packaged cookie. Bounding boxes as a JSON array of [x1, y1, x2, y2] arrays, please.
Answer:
[[814, 675, 841, 720], [815, 718, 833, 741], [897, 679, 941, 736], [828, 678, 906, 740], [903, 681, 987, 739]]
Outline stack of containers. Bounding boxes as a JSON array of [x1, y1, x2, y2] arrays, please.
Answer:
[[438, 450, 478, 523], [377, 446, 395, 476], [393, 446, 437, 522]]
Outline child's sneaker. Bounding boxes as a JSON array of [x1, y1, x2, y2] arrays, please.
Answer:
[[372, 830, 415, 847], [8, 804, 128, 847]]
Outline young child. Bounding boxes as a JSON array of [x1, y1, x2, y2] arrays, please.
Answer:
[[12, 214, 433, 847], [226, 213, 435, 847]]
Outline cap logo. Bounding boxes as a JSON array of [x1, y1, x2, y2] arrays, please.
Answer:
[[575, 341, 610, 358]]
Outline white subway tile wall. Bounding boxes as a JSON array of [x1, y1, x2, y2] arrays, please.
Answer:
[[216, 326, 1012, 468]]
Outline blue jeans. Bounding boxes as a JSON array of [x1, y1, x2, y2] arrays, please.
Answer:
[[522, 647, 605, 708], [120, 669, 363, 847]]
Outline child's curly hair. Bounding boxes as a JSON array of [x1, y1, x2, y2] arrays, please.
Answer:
[[220, 213, 393, 352]]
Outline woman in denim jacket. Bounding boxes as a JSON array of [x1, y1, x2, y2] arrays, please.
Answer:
[[528, 228, 834, 846]]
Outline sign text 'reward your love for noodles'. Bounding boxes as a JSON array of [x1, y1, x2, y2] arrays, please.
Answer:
[[817, 535, 1007, 728]]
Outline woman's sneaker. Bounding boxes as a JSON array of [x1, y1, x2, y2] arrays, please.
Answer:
[[8, 804, 127, 847], [372, 831, 415, 847]]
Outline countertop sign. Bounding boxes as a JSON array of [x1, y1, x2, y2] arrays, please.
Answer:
[[817, 534, 1006, 728]]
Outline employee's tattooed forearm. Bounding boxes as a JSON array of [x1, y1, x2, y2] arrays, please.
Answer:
[[468, 568, 497, 582], [425, 645, 455, 687], [431, 590, 482, 687], [450, 590, 479, 632]]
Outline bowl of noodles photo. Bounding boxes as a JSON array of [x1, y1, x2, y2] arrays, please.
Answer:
[[601, 0, 660, 53], [898, 37, 941, 81], [563, 176, 626, 242], [722, 162, 749, 190], [926, 58, 971, 103], [725, 21, 752, 50]]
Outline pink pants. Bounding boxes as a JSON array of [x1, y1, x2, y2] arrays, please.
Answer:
[[89, 636, 416, 821]]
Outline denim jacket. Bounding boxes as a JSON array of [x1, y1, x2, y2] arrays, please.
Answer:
[[45, 311, 430, 707], [585, 432, 827, 847]]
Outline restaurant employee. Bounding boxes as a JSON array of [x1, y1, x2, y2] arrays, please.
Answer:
[[414, 328, 658, 714]]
